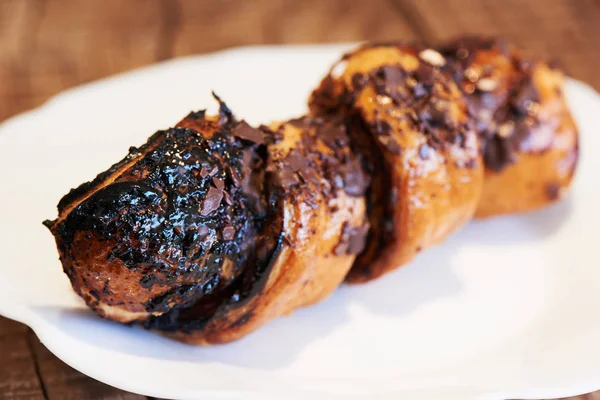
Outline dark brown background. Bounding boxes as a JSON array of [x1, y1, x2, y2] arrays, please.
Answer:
[[1, 1, 598, 399]]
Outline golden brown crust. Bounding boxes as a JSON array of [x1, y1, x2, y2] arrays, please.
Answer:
[[440, 37, 579, 217], [310, 44, 484, 283]]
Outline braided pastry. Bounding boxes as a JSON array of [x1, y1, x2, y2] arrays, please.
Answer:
[[44, 38, 577, 343], [44, 97, 368, 344]]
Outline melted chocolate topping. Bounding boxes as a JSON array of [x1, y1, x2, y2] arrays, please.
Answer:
[[440, 37, 542, 171], [46, 104, 284, 332]]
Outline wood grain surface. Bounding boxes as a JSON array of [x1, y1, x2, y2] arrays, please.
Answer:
[[0, 0, 599, 399]]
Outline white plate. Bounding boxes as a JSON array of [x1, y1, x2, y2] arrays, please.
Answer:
[[0, 44, 599, 400]]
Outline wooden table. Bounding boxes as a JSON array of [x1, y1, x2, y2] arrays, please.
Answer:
[[0, 1, 598, 399]]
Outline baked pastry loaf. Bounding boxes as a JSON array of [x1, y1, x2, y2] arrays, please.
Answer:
[[44, 38, 579, 344], [440, 37, 579, 217], [44, 98, 368, 344], [310, 43, 483, 283]]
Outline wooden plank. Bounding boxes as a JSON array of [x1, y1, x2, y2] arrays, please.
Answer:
[[27, 331, 145, 400], [0, 0, 164, 122], [392, 0, 600, 89], [172, 0, 417, 55], [0, 332, 45, 399], [130, 0, 418, 56], [0, 316, 28, 338]]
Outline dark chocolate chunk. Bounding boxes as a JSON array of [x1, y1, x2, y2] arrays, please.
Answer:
[[197, 225, 209, 238], [222, 191, 234, 206], [318, 123, 348, 150], [342, 164, 369, 197], [222, 225, 236, 241], [212, 177, 224, 189], [287, 150, 309, 172], [201, 186, 223, 215], [213, 92, 234, 126], [233, 121, 265, 144], [414, 63, 435, 86], [381, 65, 405, 92], [186, 110, 206, 120], [277, 166, 299, 189], [199, 166, 209, 178]]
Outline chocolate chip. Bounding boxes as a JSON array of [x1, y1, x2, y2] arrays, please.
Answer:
[[277, 166, 299, 189], [226, 164, 242, 187], [199, 166, 209, 178], [341, 159, 369, 197], [186, 110, 206, 120], [414, 63, 435, 86], [197, 225, 209, 238], [318, 124, 348, 150], [201, 186, 223, 215], [381, 65, 405, 92], [332, 175, 344, 189], [222, 225, 235, 240], [222, 191, 234, 206], [465, 159, 477, 169], [233, 121, 264, 144], [208, 165, 219, 176], [212, 177, 224, 189], [286, 150, 314, 185]]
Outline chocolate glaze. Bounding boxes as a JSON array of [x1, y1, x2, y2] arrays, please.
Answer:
[[45, 99, 284, 332], [440, 36, 543, 171]]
